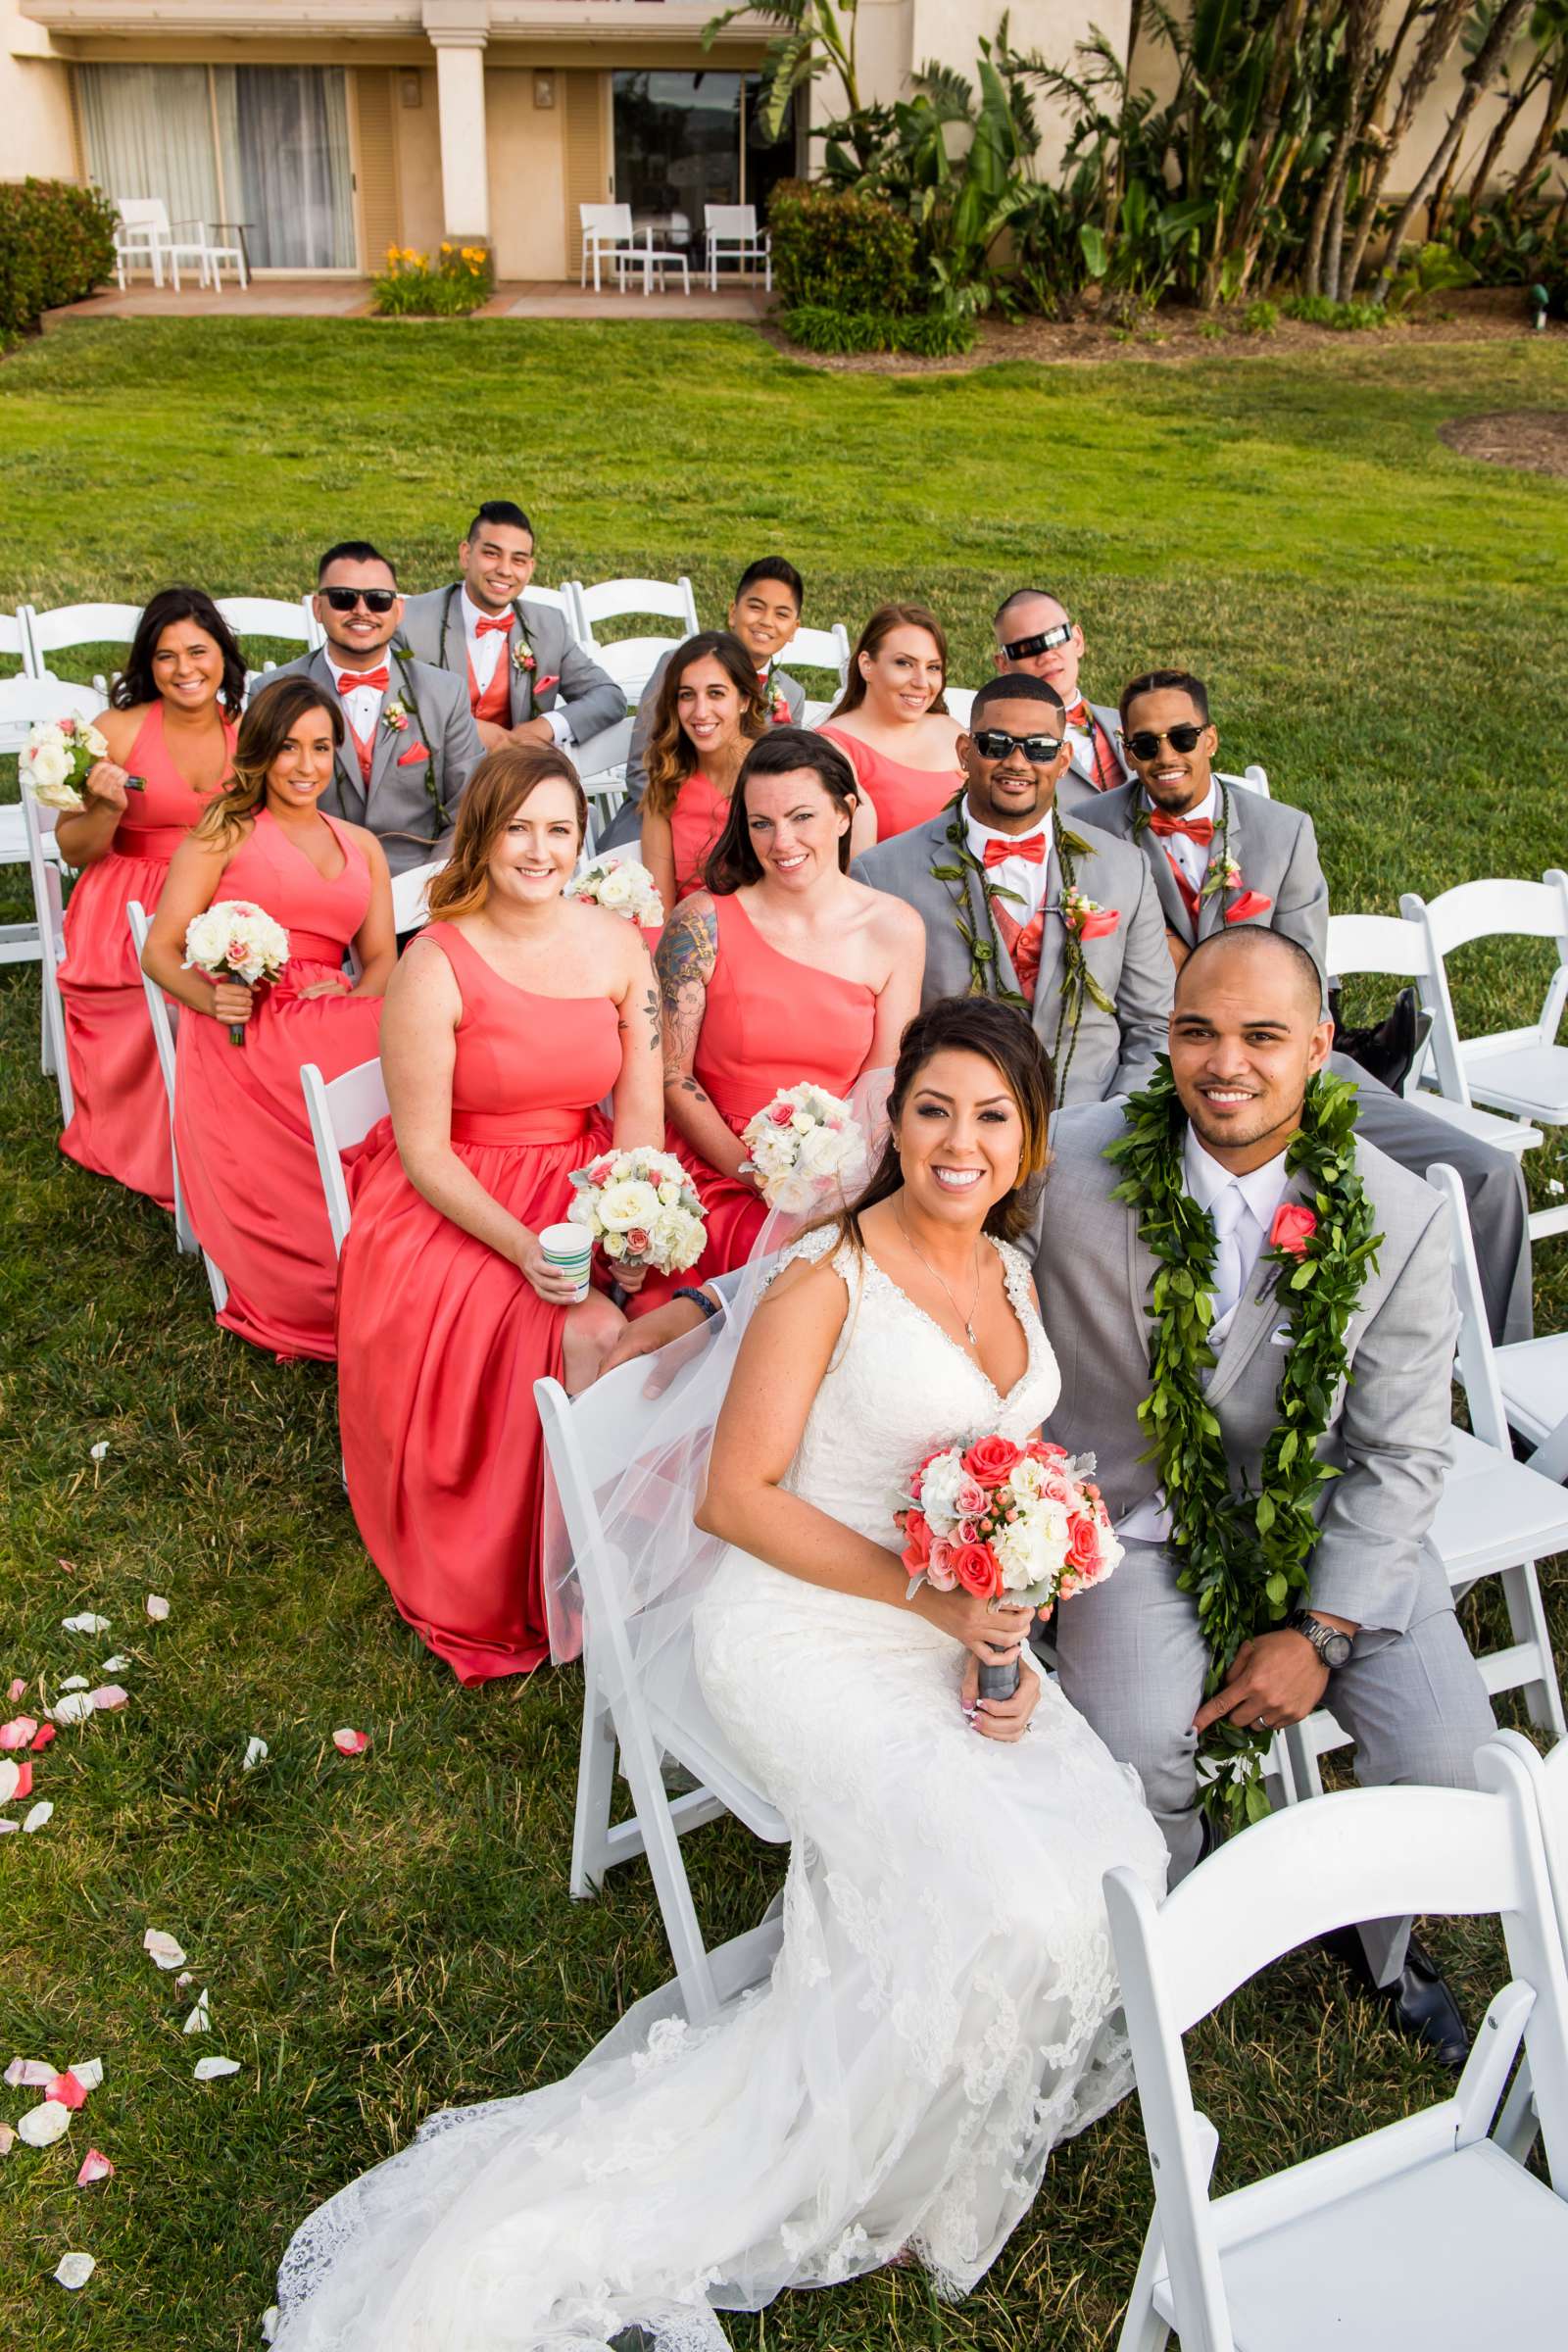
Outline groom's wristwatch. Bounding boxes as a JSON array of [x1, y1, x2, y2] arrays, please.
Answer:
[[1287, 1609, 1353, 1670]]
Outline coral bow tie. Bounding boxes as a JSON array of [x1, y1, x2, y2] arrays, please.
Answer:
[[338, 667, 388, 695], [1147, 810, 1215, 846], [983, 832, 1047, 868], [1062, 700, 1090, 728], [476, 612, 514, 635]]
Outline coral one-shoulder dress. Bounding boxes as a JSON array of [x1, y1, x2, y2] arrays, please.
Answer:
[[630, 891, 876, 1317], [59, 702, 236, 1207], [665, 772, 733, 904], [817, 723, 960, 841], [173, 808, 383, 1360], [336, 924, 620, 1684]]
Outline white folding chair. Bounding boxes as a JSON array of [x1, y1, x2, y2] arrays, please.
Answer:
[[0, 608, 34, 679], [577, 203, 648, 294], [524, 583, 586, 648], [574, 577, 701, 708], [0, 675, 101, 973], [536, 1365, 789, 2024], [125, 900, 226, 1310], [1399, 872, 1568, 1243], [300, 1057, 389, 1259], [1107, 1743, 1568, 2352], [1493, 1731, 1568, 2161], [216, 598, 319, 668], [704, 204, 771, 292], [1431, 1154, 1568, 1485], [771, 622, 850, 699], [1280, 1161, 1568, 1806], [24, 602, 142, 700], [946, 685, 977, 729], [390, 857, 445, 939], [21, 785, 73, 1119], [1218, 763, 1271, 799], [572, 714, 635, 853]]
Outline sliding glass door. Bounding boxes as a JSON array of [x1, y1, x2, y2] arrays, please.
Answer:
[[612, 71, 794, 258]]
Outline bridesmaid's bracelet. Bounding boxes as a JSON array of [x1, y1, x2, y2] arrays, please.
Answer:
[[673, 1286, 720, 1323]]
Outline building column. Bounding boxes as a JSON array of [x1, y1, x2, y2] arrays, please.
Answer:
[[424, 0, 491, 244]]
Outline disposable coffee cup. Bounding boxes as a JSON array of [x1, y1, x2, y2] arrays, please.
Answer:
[[539, 1222, 593, 1303]]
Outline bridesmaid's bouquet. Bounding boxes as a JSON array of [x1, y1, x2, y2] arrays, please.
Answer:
[[182, 900, 290, 1047], [21, 715, 143, 811], [898, 1436, 1122, 1697], [566, 1146, 706, 1276], [564, 856, 665, 929], [739, 1083, 866, 1215]]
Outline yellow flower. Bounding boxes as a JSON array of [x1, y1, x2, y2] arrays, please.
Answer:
[[385, 244, 399, 261], [440, 241, 453, 254]]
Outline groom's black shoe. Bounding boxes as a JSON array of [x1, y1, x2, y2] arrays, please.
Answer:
[[1321, 1927, 1469, 2072]]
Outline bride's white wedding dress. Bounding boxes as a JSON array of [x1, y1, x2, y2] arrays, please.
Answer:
[[273, 1229, 1166, 2350]]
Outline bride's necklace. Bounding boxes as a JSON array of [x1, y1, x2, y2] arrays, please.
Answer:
[[897, 1212, 983, 1348]]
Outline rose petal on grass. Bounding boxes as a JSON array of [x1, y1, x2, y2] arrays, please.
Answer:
[[89, 1442, 109, 1461], [31, 1725, 55, 1751], [23, 1801, 53, 1834], [143, 1929, 187, 1971], [61, 1614, 109, 1635], [174, 1971, 193, 1990], [3, 1761, 34, 1805], [85, 1687, 128, 1713], [193, 2055, 240, 2082], [76, 2148, 113, 2186], [0, 1717, 38, 1749], [70, 2059, 103, 2092], [18, 2099, 72, 2147], [51, 1693, 94, 1725], [59, 1676, 89, 1693], [261, 2306, 279, 2342], [55, 2251, 95, 2289], [0, 2123, 14, 2154], [0, 1761, 20, 1805], [0, 1820, 17, 1835], [99, 1656, 131, 1675], [242, 1737, 269, 1771], [7, 1678, 25, 1701], [6, 2058, 56, 2088], [46, 2070, 87, 2111], [182, 1991, 210, 2035], [332, 1728, 369, 1755], [145, 1595, 170, 1623]]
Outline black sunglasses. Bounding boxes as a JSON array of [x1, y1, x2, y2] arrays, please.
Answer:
[[1122, 722, 1207, 760], [1001, 622, 1074, 662], [321, 587, 398, 613], [972, 727, 1063, 762]]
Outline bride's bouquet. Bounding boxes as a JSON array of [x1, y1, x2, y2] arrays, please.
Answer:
[[21, 715, 143, 812], [739, 1083, 866, 1215], [564, 855, 664, 930], [566, 1146, 706, 1276], [898, 1436, 1122, 1696], [182, 900, 290, 1047]]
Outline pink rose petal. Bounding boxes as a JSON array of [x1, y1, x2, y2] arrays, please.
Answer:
[[31, 1724, 56, 1751], [85, 1686, 128, 1713], [76, 2148, 114, 2186], [46, 2069, 87, 2111], [4, 1758, 33, 1804], [145, 1595, 170, 1622], [0, 1717, 36, 1749], [7, 1679, 25, 1701], [5, 2057, 56, 2088], [332, 1728, 369, 1756], [0, 2122, 15, 2155]]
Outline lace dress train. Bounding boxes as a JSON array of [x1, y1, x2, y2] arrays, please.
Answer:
[[272, 1231, 1165, 2350]]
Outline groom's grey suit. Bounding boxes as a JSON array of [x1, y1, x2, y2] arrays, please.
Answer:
[[852, 797, 1173, 1104], [1033, 1099, 1495, 1982], [397, 584, 624, 745]]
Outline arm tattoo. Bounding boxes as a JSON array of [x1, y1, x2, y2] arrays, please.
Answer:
[[617, 983, 662, 1054], [655, 901, 717, 1091]]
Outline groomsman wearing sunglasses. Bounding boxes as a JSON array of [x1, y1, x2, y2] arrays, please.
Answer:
[[853, 672, 1171, 1104], [1082, 667, 1533, 1344], [398, 500, 623, 756], [992, 588, 1131, 795], [271, 541, 482, 879]]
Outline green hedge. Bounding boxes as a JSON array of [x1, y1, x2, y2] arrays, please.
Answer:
[[779, 303, 977, 358], [0, 177, 118, 345], [768, 181, 919, 315]]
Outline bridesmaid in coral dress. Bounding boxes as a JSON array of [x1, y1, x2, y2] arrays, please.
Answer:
[[55, 588, 245, 1207], [818, 602, 965, 841], [142, 675, 393, 1360], [630, 727, 923, 1319], [336, 746, 663, 1683]]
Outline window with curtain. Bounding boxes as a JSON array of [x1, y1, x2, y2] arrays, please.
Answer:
[[78, 64, 220, 232]]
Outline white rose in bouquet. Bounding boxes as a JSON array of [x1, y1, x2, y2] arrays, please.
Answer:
[[22, 717, 122, 811], [566, 1147, 708, 1275], [739, 1083, 866, 1213], [25, 736, 74, 797], [182, 899, 291, 1045], [595, 1177, 663, 1234], [565, 856, 664, 929]]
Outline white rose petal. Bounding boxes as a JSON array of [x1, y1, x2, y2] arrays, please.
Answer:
[[174, 1972, 193, 1990], [146, 1594, 171, 1622], [262, 2306, 280, 2342], [0, 1760, 20, 1804], [0, 1820, 18, 1836], [61, 1614, 110, 1636], [0, 2123, 14, 2154], [71, 2058, 104, 2091], [55, 2252, 96, 2290], [18, 2099, 72, 2147], [99, 1655, 132, 1674], [5, 2056, 56, 2088], [89, 1443, 109, 1462], [23, 1801, 53, 1833], [182, 1990, 211, 2035], [242, 1737, 269, 1772], [52, 1692, 95, 1725], [193, 2055, 240, 2082], [143, 1928, 187, 1971], [59, 1675, 89, 1692]]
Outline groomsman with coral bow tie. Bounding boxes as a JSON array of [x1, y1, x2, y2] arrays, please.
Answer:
[[270, 541, 481, 878], [992, 588, 1131, 796], [854, 673, 1170, 1104], [398, 501, 623, 756]]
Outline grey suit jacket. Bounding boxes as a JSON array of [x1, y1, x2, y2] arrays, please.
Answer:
[[1033, 1099, 1458, 1641], [852, 800, 1174, 1104], [619, 652, 806, 816], [398, 586, 625, 744], [1080, 777, 1329, 968], [269, 645, 481, 878]]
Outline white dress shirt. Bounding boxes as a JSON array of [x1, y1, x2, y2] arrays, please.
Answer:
[[964, 809, 1054, 923], [461, 587, 575, 748], [325, 650, 387, 748], [1117, 1129, 1293, 1545], [1143, 778, 1219, 895], [1061, 703, 1097, 779]]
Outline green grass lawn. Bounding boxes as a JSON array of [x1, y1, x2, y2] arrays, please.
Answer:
[[3, 318, 1567, 2349]]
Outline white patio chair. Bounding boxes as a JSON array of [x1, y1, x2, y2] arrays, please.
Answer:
[[0, 675, 100, 974], [1279, 1160, 1568, 1807], [704, 204, 771, 293], [113, 197, 172, 289], [772, 622, 851, 698], [577, 203, 648, 295], [536, 1363, 789, 2024], [1427, 1152, 1568, 1484], [24, 602, 142, 701], [21, 784, 74, 1120], [1326, 911, 1543, 1162], [575, 577, 701, 707], [1399, 871, 1568, 1243], [1107, 1743, 1568, 2352], [125, 900, 226, 1309], [301, 1057, 389, 1260]]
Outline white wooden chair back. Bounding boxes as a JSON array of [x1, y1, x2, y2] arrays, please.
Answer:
[[1218, 763, 1271, 798], [216, 597, 321, 655], [390, 857, 445, 938], [945, 685, 976, 729], [535, 1367, 789, 2024], [570, 713, 634, 853], [1106, 1745, 1568, 2352], [0, 609, 33, 675], [22, 785, 73, 1120], [576, 575, 700, 647], [772, 622, 850, 693], [523, 583, 586, 647], [300, 1057, 389, 1259], [24, 601, 142, 698], [1431, 1161, 1514, 1452], [124, 898, 227, 1306], [2, 678, 100, 980], [1399, 872, 1568, 1109]]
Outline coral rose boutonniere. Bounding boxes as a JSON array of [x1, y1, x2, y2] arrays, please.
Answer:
[[512, 637, 536, 674], [1269, 1202, 1318, 1259], [1061, 885, 1121, 942], [381, 702, 410, 736], [1205, 849, 1273, 924]]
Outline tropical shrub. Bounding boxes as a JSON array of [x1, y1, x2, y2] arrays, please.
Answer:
[[768, 182, 918, 312], [0, 177, 118, 345]]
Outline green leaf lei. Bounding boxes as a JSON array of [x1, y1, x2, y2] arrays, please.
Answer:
[[932, 795, 1115, 1100], [1105, 1061, 1383, 1832]]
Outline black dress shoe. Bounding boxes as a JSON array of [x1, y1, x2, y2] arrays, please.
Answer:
[[1320, 1928, 1470, 2072]]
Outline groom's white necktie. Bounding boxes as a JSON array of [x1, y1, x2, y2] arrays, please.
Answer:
[[1207, 1180, 1253, 1345]]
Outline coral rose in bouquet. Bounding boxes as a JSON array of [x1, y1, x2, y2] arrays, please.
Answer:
[[898, 1434, 1122, 1696], [564, 855, 665, 931], [182, 900, 290, 1046], [21, 716, 143, 812], [739, 1083, 867, 1216], [566, 1146, 706, 1276]]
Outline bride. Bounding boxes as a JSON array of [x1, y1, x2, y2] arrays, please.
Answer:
[[271, 995, 1166, 2350]]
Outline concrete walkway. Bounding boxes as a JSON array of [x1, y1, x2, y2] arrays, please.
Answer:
[[45, 277, 772, 327]]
